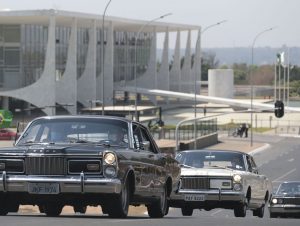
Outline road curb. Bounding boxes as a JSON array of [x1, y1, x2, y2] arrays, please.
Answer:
[[249, 143, 270, 156]]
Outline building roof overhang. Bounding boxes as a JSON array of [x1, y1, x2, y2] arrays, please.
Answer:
[[0, 9, 200, 32]]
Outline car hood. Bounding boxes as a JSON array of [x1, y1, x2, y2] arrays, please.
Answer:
[[0, 143, 125, 156], [180, 167, 244, 177]]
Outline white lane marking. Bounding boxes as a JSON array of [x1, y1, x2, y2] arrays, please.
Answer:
[[249, 143, 270, 156], [211, 209, 223, 216], [272, 168, 297, 182], [288, 158, 294, 162]]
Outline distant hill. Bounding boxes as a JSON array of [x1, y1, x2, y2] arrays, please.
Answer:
[[157, 46, 300, 66]]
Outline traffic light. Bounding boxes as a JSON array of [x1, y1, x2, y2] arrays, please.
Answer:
[[274, 100, 284, 118]]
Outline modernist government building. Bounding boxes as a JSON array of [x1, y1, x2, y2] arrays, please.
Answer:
[[0, 9, 201, 116]]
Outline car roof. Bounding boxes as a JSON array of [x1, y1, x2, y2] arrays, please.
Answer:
[[31, 115, 135, 124]]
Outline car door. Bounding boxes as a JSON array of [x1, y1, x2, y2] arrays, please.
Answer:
[[131, 123, 155, 196], [139, 125, 166, 195], [250, 156, 267, 200], [245, 155, 263, 203]]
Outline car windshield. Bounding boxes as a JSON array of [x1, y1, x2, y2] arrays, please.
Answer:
[[17, 118, 129, 148], [277, 182, 300, 195], [176, 151, 245, 171]]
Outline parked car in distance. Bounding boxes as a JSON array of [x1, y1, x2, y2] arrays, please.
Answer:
[[269, 181, 300, 218], [0, 128, 16, 140], [0, 116, 180, 218], [170, 149, 271, 218]]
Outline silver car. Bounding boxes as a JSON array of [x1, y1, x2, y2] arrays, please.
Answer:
[[269, 181, 300, 218], [170, 149, 271, 218]]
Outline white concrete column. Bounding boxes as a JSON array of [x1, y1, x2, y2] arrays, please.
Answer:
[[208, 69, 234, 98], [169, 31, 181, 92], [0, 12, 56, 116], [77, 20, 97, 107], [104, 21, 114, 106], [192, 29, 201, 94], [181, 30, 192, 93], [157, 29, 169, 90], [56, 18, 77, 115]]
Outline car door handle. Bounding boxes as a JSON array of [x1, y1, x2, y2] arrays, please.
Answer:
[[148, 154, 155, 158]]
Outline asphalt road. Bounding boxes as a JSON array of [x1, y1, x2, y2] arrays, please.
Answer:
[[1, 135, 300, 226]]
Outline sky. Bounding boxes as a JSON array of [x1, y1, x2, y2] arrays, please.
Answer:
[[1, 0, 300, 48]]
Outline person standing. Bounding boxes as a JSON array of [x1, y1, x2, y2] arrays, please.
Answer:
[[203, 105, 207, 116], [244, 123, 249, 138]]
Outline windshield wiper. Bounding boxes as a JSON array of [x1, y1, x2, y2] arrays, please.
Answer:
[[179, 164, 196, 169]]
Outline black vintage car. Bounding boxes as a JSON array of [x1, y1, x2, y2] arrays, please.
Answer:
[[0, 116, 180, 218], [269, 181, 300, 218]]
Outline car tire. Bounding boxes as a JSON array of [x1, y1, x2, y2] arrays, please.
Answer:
[[43, 203, 63, 217], [253, 205, 265, 218], [181, 207, 193, 216], [234, 203, 247, 217], [147, 185, 168, 218], [0, 207, 8, 216], [107, 179, 130, 218]]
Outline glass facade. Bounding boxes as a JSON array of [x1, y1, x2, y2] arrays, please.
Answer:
[[0, 22, 152, 90], [113, 31, 152, 83]]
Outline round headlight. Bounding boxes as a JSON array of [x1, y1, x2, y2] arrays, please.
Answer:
[[104, 152, 116, 165], [104, 166, 116, 177], [272, 198, 278, 204], [233, 174, 242, 183], [233, 183, 243, 191]]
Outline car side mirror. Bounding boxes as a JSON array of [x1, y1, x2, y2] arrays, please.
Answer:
[[141, 141, 150, 151], [252, 167, 259, 174]]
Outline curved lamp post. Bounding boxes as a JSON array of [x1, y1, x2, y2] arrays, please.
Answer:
[[101, 0, 112, 115], [250, 27, 276, 146], [134, 13, 172, 121], [193, 20, 227, 149]]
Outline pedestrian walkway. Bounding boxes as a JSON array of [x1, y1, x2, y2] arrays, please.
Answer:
[[207, 136, 268, 154]]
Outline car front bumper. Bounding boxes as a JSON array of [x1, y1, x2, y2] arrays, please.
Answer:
[[269, 204, 300, 214], [0, 172, 122, 194], [170, 189, 245, 205]]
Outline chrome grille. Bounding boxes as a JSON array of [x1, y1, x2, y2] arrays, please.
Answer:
[[26, 156, 65, 175], [283, 198, 300, 205], [181, 177, 209, 189]]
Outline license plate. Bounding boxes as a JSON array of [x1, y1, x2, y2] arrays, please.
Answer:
[[28, 183, 60, 194], [184, 194, 205, 201]]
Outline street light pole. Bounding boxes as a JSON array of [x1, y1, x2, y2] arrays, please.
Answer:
[[250, 27, 275, 146], [101, 0, 112, 116], [193, 20, 227, 149], [134, 13, 172, 121]]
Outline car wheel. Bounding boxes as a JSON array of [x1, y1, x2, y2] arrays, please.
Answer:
[[253, 205, 265, 218], [107, 179, 130, 218], [43, 203, 63, 217], [0, 206, 8, 216], [0, 197, 8, 216], [234, 203, 247, 217], [147, 185, 168, 218], [73, 205, 87, 214], [181, 207, 193, 216], [38, 205, 45, 213]]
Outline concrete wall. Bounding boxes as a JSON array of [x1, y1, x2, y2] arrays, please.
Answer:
[[179, 133, 218, 151], [208, 69, 234, 98]]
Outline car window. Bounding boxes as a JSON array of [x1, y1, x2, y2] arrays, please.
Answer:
[[17, 118, 129, 148], [246, 155, 253, 172], [176, 151, 245, 170], [132, 124, 154, 152], [277, 182, 300, 195]]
